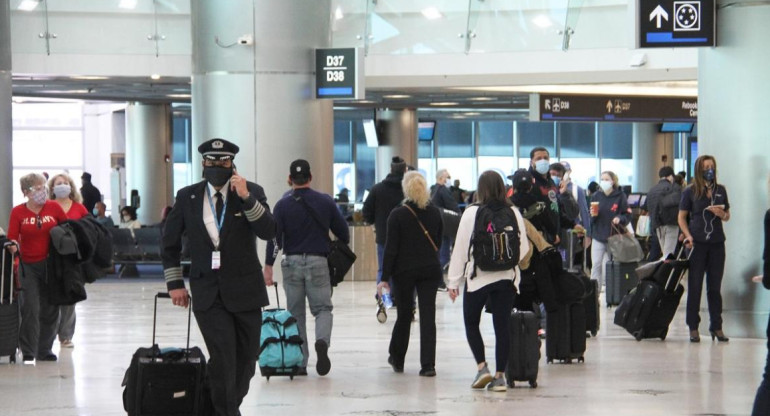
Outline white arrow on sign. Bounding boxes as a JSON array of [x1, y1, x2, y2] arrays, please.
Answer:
[[649, 5, 669, 29]]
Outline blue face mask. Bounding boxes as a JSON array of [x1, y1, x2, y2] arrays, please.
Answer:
[[703, 168, 715, 182], [534, 159, 550, 175], [551, 176, 561, 186], [92, 208, 99, 216]]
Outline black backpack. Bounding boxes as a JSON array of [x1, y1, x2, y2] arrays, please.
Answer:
[[471, 203, 521, 274]]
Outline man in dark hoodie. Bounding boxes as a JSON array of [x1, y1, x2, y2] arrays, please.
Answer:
[[519, 147, 560, 245], [363, 157, 407, 319]]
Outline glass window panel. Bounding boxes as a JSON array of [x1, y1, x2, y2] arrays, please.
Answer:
[[418, 140, 433, 159], [564, 159, 598, 190], [478, 156, 516, 188], [478, 121, 513, 156], [600, 123, 632, 159], [333, 163, 354, 198], [12, 102, 83, 128], [417, 159, 434, 185], [13, 130, 83, 167], [600, 159, 633, 190], [558, 122, 595, 158], [355, 121, 376, 202], [436, 121, 473, 158], [334, 120, 353, 163], [518, 122, 555, 160]]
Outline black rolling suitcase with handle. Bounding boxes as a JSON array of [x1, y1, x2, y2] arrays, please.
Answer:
[[582, 277, 600, 337], [122, 293, 209, 416], [614, 245, 689, 341], [0, 238, 20, 363], [605, 260, 638, 306], [506, 310, 540, 388], [546, 302, 586, 364]]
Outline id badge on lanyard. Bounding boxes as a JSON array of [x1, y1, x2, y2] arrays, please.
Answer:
[[212, 251, 221, 270]]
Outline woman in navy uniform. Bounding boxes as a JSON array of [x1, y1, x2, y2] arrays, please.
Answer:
[[162, 138, 276, 416]]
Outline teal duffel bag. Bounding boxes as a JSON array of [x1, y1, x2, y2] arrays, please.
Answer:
[[259, 284, 304, 380]]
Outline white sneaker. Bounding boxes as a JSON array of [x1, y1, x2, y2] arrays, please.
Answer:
[[61, 340, 74, 349]]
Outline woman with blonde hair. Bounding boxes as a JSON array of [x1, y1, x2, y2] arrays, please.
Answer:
[[382, 171, 443, 377], [589, 170, 631, 289], [48, 172, 89, 349]]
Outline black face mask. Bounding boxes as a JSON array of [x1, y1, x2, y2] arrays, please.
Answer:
[[203, 166, 233, 187]]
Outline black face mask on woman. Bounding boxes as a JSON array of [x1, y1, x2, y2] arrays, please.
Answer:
[[203, 166, 233, 187]]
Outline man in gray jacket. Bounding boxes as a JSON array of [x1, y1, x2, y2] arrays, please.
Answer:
[[643, 166, 682, 259]]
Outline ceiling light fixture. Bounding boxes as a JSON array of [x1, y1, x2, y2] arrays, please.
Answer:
[[18, 0, 40, 11], [335, 6, 344, 20], [430, 102, 458, 106], [421, 7, 443, 20], [71, 76, 109, 80], [383, 94, 411, 99], [532, 15, 553, 28], [150, 74, 161, 80], [167, 94, 191, 98], [468, 97, 496, 101], [118, 0, 138, 9]]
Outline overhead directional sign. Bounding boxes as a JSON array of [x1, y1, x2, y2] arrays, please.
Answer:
[[530, 94, 698, 123], [315, 48, 365, 100], [637, 0, 715, 48]]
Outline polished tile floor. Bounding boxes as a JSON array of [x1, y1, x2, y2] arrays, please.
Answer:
[[0, 274, 764, 416]]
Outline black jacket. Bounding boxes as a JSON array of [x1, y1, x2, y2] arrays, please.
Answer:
[[430, 184, 459, 213], [763, 210, 770, 290], [643, 179, 682, 229], [382, 202, 443, 279], [162, 180, 276, 312], [80, 182, 101, 215], [47, 220, 97, 305], [362, 173, 404, 245], [589, 188, 631, 243]]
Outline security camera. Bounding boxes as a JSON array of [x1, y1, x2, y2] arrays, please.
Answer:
[[237, 35, 253, 45]]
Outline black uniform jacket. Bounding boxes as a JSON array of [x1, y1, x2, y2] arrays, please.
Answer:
[[162, 180, 276, 312]]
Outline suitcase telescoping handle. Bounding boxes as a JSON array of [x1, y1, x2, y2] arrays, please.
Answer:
[[1, 241, 18, 305], [272, 282, 280, 309], [154, 292, 192, 353]]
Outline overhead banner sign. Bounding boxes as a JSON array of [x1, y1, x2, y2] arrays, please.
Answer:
[[530, 94, 698, 122], [637, 0, 715, 47], [315, 48, 365, 100]]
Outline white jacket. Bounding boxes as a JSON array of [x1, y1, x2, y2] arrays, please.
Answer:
[[447, 204, 529, 293]]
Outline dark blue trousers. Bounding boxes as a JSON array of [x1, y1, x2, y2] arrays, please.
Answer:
[[686, 241, 725, 331], [752, 318, 770, 416]]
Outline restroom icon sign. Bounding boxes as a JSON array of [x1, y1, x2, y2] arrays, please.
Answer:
[[674, 1, 700, 31]]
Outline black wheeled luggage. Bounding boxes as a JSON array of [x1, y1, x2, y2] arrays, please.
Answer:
[[582, 277, 600, 337], [0, 239, 20, 363], [122, 293, 209, 416], [560, 230, 584, 274], [605, 260, 638, 306], [506, 310, 540, 388], [546, 302, 586, 363]]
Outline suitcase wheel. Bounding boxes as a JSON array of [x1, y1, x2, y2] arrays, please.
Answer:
[[633, 331, 644, 341], [546, 358, 553, 364], [265, 376, 270, 381], [578, 357, 585, 363], [9, 355, 15, 364], [289, 375, 294, 380], [508, 380, 514, 388], [585, 332, 591, 339], [529, 380, 537, 388], [591, 330, 598, 337]]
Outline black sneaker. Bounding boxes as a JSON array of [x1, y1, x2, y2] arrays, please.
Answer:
[[388, 356, 404, 373], [22, 355, 35, 365], [437, 281, 448, 292], [38, 353, 57, 362], [315, 340, 331, 376], [419, 367, 436, 377]]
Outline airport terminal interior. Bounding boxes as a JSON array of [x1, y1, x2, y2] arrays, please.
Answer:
[[0, 0, 769, 415]]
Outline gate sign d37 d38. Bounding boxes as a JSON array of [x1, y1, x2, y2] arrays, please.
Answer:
[[315, 48, 365, 100], [637, 0, 715, 48]]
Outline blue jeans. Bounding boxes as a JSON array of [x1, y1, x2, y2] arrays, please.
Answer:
[[281, 255, 334, 368]]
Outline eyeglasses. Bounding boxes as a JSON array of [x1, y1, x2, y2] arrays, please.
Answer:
[[36, 214, 42, 230], [27, 184, 46, 192]]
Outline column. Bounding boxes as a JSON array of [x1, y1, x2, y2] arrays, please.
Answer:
[[0, 0, 11, 226], [699, 0, 770, 338], [125, 103, 173, 225], [375, 109, 418, 181], [632, 123, 673, 193], [190, 0, 334, 207]]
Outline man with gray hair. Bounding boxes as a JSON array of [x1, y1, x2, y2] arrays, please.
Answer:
[[642, 166, 682, 259], [431, 169, 459, 290]]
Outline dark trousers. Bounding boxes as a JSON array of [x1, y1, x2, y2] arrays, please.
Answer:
[[19, 260, 59, 359], [686, 241, 725, 331], [388, 266, 440, 368], [463, 279, 515, 373], [195, 294, 262, 416], [752, 318, 770, 416]]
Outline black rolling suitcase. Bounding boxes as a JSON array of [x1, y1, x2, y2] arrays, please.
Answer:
[[506, 310, 540, 388], [0, 239, 20, 363], [614, 246, 689, 341], [122, 293, 209, 416], [546, 302, 586, 363], [605, 260, 638, 306], [582, 277, 600, 337], [560, 230, 584, 274]]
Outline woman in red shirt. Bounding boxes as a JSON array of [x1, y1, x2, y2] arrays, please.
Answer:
[[6, 173, 67, 364], [48, 173, 89, 350]]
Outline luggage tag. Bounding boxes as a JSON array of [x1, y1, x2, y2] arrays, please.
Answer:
[[212, 251, 221, 270]]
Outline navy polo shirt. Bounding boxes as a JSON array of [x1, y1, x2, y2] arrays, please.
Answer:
[[680, 184, 730, 243]]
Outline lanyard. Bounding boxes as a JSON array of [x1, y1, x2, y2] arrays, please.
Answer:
[[206, 186, 227, 234]]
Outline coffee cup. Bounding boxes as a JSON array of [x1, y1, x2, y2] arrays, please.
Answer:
[[590, 202, 599, 217]]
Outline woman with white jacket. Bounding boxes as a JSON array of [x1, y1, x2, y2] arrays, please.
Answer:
[[447, 171, 529, 392]]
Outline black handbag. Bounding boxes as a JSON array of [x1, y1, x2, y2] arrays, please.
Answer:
[[294, 194, 356, 286]]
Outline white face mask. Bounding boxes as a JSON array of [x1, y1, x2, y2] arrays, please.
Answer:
[[600, 180, 613, 192], [53, 184, 71, 199], [122, 215, 131, 222], [534, 159, 550, 175]]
